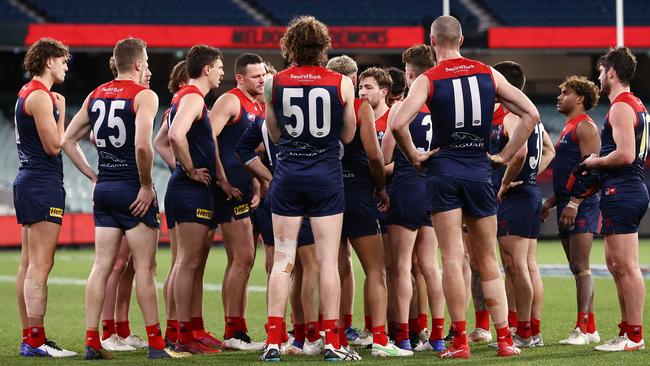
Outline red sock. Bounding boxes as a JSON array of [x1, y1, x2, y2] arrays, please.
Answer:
[[339, 324, 349, 347], [101, 319, 115, 340], [224, 316, 236, 339], [496, 324, 513, 346], [343, 314, 353, 330], [22, 328, 29, 343], [177, 321, 194, 345], [115, 321, 130, 338], [372, 325, 388, 346], [294, 323, 306, 343], [28, 326, 46, 348], [281, 320, 289, 343], [242, 318, 249, 332], [430, 318, 445, 341], [395, 322, 409, 343], [266, 317, 283, 346], [408, 318, 419, 334], [364, 315, 372, 331], [576, 312, 589, 333], [627, 324, 643, 343], [306, 321, 320, 342], [516, 321, 531, 339], [507, 311, 518, 329], [417, 314, 428, 333], [165, 319, 179, 342], [388, 321, 396, 340], [86, 329, 101, 351], [587, 312, 597, 334], [475, 310, 490, 331], [531, 319, 541, 336], [191, 317, 205, 332], [322, 319, 340, 349], [145, 323, 166, 350], [618, 321, 627, 337], [451, 321, 467, 349]]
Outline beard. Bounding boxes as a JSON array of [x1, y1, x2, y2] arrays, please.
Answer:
[[599, 80, 610, 96]]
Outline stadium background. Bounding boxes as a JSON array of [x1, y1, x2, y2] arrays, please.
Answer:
[[0, 0, 649, 246]]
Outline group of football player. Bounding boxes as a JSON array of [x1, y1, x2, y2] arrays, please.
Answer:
[[13, 14, 647, 361]]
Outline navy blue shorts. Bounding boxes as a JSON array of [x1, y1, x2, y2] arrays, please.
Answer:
[[13, 183, 65, 225], [163, 181, 176, 230], [213, 184, 252, 224], [256, 190, 315, 246], [556, 197, 600, 239], [427, 176, 497, 217], [600, 179, 648, 235], [93, 186, 160, 230], [388, 177, 432, 230], [497, 201, 541, 239], [342, 196, 381, 238], [272, 185, 345, 217], [166, 173, 214, 228]]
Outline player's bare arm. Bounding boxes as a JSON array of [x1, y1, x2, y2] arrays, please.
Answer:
[[52, 92, 66, 141], [168, 93, 211, 186], [358, 99, 388, 210], [28, 90, 62, 156], [491, 68, 540, 165], [209, 92, 240, 137], [263, 76, 280, 144], [340, 75, 357, 144], [130, 88, 159, 217], [61, 95, 97, 182], [154, 115, 176, 170], [497, 113, 528, 203], [583, 103, 636, 168], [391, 75, 438, 169]]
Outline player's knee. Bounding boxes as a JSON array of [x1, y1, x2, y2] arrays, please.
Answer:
[[234, 251, 255, 270], [569, 262, 588, 275], [271, 239, 297, 275]]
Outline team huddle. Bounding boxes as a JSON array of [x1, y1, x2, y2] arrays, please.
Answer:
[[13, 14, 647, 361]]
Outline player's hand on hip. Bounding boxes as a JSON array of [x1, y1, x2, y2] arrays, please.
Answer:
[[413, 148, 439, 171], [559, 205, 578, 230], [497, 181, 522, 204], [488, 153, 506, 168], [218, 180, 243, 201], [541, 204, 551, 222], [375, 190, 390, 213], [188, 167, 212, 186], [130, 185, 156, 217]]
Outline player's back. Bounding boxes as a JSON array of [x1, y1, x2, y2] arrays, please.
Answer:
[[88, 79, 146, 188], [219, 88, 263, 188], [341, 99, 373, 197], [168, 84, 216, 179], [424, 57, 496, 182], [14, 80, 63, 184], [600, 92, 649, 182], [393, 104, 432, 179], [272, 65, 345, 190]]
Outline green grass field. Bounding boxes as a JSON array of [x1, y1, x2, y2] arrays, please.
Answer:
[[0, 239, 648, 365]]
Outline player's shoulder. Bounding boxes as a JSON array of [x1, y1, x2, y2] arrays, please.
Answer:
[[90, 79, 146, 100], [172, 84, 203, 105], [18, 80, 50, 98], [612, 92, 647, 113], [424, 57, 492, 81], [275, 65, 341, 86]]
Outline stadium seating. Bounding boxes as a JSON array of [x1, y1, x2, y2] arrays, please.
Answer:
[[24, 0, 258, 25], [479, 0, 650, 26], [0, 1, 32, 23]]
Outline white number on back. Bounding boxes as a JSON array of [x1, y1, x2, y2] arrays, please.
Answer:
[[91, 100, 126, 148], [282, 87, 331, 138], [452, 76, 482, 129]]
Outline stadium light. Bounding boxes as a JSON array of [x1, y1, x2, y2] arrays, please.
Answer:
[[443, 0, 449, 16], [616, 0, 624, 46]]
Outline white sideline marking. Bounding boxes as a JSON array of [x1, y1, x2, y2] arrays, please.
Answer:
[[0, 265, 648, 290], [0, 274, 268, 292]]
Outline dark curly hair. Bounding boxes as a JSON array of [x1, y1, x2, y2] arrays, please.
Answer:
[[168, 60, 188, 93], [560, 75, 600, 111], [598, 46, 637, 85], [23, 38, 69, 77], [281, 16, 331, 66]]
